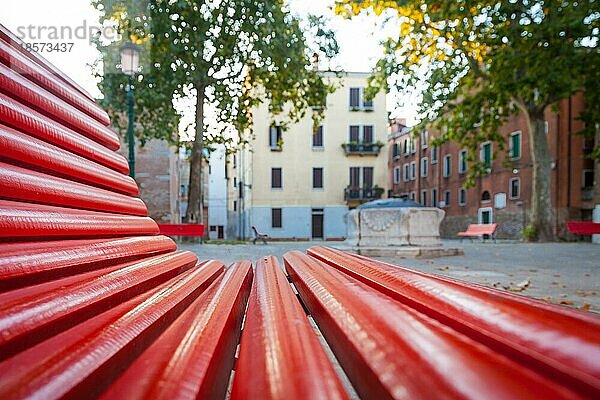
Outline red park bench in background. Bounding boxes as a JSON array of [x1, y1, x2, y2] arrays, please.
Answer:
[[157, 223, 204, 238], [567, 221, 600, 236], [1, 23, 600, 399], [457, 223, 498, 242]]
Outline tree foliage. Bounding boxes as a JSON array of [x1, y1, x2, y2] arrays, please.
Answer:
[[336, 0, 600, 240], [93, 0, 339, 223]]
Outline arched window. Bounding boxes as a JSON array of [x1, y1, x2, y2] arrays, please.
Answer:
[[481, 191, 491, 202]]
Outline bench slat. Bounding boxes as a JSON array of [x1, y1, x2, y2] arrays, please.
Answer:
[[0, 261, 222, 400], [102, 261, 251, 400], [307, 246, 600, 397], [232, 256, 347, 400], [285, 250, 580, 399], [0, 95, 129, 174]]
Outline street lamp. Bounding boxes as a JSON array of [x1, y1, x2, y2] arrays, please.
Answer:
[[119, 40, 140, 178]]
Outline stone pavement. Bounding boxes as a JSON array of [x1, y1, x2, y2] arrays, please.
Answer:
[[176, 239, 600, 314]]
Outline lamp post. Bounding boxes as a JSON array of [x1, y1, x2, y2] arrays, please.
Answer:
[[119, 40, 140, 178]]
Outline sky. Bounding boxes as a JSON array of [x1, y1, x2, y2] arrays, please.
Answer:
[[1, 0, 419, 125]]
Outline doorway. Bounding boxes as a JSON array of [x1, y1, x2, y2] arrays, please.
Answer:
[[311, 208, 324, 239], [478, 207, 493, 224]]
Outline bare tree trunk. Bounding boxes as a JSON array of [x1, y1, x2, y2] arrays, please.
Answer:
[[185, 83, 205, 224], [526, 107, 555, 241]]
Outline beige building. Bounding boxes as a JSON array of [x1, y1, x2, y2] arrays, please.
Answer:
[[230, 72, 388, 240]]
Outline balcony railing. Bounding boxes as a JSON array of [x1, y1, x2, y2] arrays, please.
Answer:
[[344, 186, 384, 204], [341, 142, 383, 156]]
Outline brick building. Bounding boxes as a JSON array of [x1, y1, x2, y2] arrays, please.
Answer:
[[389, 94, 598, 239]]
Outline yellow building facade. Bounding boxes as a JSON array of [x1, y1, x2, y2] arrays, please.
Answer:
[[231, 72, 389, 240]]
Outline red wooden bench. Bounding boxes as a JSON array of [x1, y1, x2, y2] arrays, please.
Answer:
[[1, 23, 600, 400], [567, 221, 600, 235], [457, 223, 498, 242], [158, 223, 205, 237]]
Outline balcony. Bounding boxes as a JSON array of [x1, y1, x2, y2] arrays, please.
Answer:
[[341, 142, 384, 156], [344, 186, 384, 207]]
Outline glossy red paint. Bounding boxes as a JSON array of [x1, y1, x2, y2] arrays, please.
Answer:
[[0, 63, 120, 150], [0, 162, 147, 215], [157, 223, 205, 236], [0, 94, 129, 174], [101, 261, 253, 400], [0, 236, 176, 290], [0, 124, 137, 194], [0, 39, 111, 125], [307, 246, 600, 397], [0, 200, 159, 239], [284, 250, 582, 400], [0, 250, 198, 359], [0, 261, 223, 400], [231, 256, 348, 400]]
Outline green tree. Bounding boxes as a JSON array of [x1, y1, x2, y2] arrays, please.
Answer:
[[336, 0, 599, 241], [94, 0, 338, 224]]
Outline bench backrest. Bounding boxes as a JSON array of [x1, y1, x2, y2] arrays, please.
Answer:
[[466, 223, 498, 234]]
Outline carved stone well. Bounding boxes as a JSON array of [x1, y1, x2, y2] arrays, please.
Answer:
[[344, 199, 462, 258]]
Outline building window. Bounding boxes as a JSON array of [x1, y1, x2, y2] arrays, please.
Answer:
[[349, 87, 360, 108], [509, 131, 521, 160], [431, 189, 437, 207], [269, 126, 283, 150], [313, 167, 323, 189], [313, 126, 323, 147], [363, 125, 374, 143], [271, 168, 282, 189], [459, 188, 467, 206], [410, 137, 416, 154], [403, 163, 409, 182], [233, 177, 237, 189], [510, 178, 520, 199], [444, 190, 450, 207], [431, 146, 438, 164], [421, 130, 428, 149], [403, 138, 409, 155], [459, 150, 467, 174], [443, 155, 451, 177], [410, 161, 416, 180], [349, 125, 374, 143], [393, 167, 400, 184], [421, 190, 427, 206], [362, 89, 373, 110], [392, 142, 399, 159], [583, 169, 594, 188], [480, 142, 492, 169], [272, 208, 282, 228], [233, 200, 237, 212], [233, 154, 237, 168], [481, 190, 491, 203], [410, 192, 416, 201], [421, 157, 428, 177]]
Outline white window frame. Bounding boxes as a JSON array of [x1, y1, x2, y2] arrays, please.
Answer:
[[458, 188, 467, 206], [410, 192, 416, 201], [444, 190, 450, 207], [509, 177, 521, 199], [410, 137, 416, 154], [458, 149, 467, 174], [431, 146, 438, 164], [480, 141, 492, 171], [509, 131, 521, 160], [478, 207, 493, 224], [403, 138, 409, 155], [421, 190, 427, 206], [403, 163, 409, 182], [393, 167, 400, 184], [443, 155, 451, 177], [410, 161, 416, 180], [421, 130, 428, 149], [431, 188, 437, 207], [421, 157, 428, 177]]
